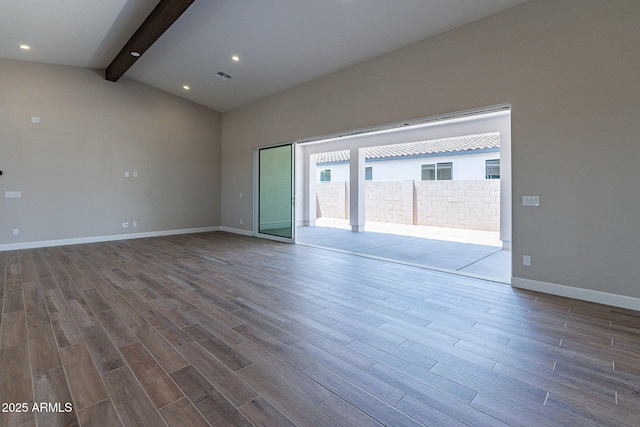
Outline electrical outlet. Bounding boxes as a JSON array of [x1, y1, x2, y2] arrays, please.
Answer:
[[133, 172, 138, 178], [124, 172, 130, 178], [240, 219, 243, 225], [122, 222, 129, 228], [523, 255, 531, 266], [12, 228, 19, 236], [132, 221, 137, 228]]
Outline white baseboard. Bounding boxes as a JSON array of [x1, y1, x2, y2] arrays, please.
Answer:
[[0, 226, 221, 252], [512, 277, 640, 311], [219, 226, 253, 236]]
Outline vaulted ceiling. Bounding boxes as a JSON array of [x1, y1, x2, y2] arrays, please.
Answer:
[[1, 0, 528, 112]]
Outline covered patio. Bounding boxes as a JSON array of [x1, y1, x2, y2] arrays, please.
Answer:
[[297, 219, 511, 283]]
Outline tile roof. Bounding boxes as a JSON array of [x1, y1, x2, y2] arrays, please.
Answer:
[[316, 132, 499, 164]]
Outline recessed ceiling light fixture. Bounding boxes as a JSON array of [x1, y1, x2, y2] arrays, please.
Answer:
[[130, 51, 141, 57], [183, 85, 190, 90], [232, 55, 240, 62], [19, 44, 31, 50]]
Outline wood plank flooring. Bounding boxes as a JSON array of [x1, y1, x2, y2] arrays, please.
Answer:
[[1, 232, 640, 426]]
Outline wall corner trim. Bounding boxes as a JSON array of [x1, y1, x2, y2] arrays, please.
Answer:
[[512, 277, 640, 312], [0, 226, 221, 252]]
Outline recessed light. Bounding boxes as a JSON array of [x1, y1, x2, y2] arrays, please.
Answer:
[[130, 51, 141, 57], [183, 85, 190, 90], [232, 55, 240, 62], [19, 44, 31, 50]]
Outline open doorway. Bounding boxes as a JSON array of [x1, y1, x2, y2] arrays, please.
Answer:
[[295, 106, 512, 283]]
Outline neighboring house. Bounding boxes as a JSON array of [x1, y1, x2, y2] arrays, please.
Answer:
[[316, 133, 500, 183], [314, 133, 502, 232]]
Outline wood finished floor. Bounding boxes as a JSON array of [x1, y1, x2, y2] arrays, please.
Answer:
[[1, 232, 640, 426]]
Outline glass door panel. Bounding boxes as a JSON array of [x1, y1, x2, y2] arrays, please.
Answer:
[[257, 144, 294, 241]]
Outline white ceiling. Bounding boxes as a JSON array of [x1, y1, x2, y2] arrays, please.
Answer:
[[1, 0, 528, 112]]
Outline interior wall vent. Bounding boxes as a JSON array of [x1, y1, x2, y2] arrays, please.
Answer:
[[216, 71, 232, 80]]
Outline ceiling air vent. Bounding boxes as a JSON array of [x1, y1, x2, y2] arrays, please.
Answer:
[[215, 71, 232, 80]]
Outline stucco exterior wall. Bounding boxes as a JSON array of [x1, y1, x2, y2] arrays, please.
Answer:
[[316, 151, 499, 183]]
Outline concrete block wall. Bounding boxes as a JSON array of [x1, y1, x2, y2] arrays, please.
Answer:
[[316, 179, 500, 231], [316, 182, 349, 219], [365, 181, 414, 224], [414, 180, 500, 231]]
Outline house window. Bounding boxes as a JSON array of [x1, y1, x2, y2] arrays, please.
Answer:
[[422, 163, 452, 180], [437, 162, 453, 180], [421, 164, 435, 180], [486, 159, 500, 179], [320, 169, 331, 182], [365, 167, 373, 181]]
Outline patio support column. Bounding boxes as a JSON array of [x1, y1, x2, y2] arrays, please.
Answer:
[[306, 154, 317, 226], [349, 147, 366, 232]]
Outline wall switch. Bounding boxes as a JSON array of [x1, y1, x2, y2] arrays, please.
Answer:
[[523, 255, 532, 266], [30, 116, 40, 124], [132, 221, 137, 228], [240, 192, 243, 198], [122, 222, 129, 228], [12, 229, 19, 236], [133, 172, 138, 178], [523, 196, 540, 206], [4, 191, 21, 198], [240, 219, 243, 225], [124, 172, 130, 178]]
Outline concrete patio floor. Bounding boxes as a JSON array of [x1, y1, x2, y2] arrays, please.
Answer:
[[296, 219, 511, 283]]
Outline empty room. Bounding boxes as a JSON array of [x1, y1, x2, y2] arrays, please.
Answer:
[[1, 1, 639, 426]]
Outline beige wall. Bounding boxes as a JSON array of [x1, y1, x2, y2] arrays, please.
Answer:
[[221, 0, 640, 303], [0, 59, 221, 246]]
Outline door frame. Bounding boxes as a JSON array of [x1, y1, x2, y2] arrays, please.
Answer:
[[253, 143, 296, 243]]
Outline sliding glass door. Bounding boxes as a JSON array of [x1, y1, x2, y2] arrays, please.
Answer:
[[255, 144, 294, 242]]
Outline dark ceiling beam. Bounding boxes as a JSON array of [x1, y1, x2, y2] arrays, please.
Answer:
[[106, 0, 197, 82]]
